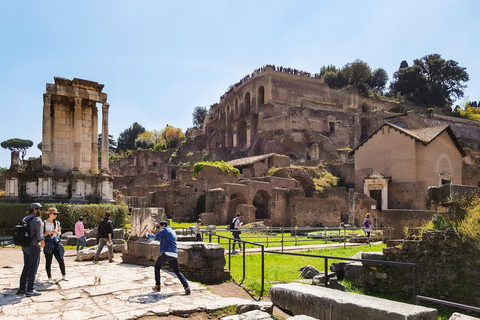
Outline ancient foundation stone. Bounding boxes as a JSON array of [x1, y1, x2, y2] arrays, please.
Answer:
[[270, 283, 437, 320], [122, 239, 230, 283]]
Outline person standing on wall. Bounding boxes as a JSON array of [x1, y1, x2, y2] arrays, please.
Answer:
[[75, 216, 87, 251], [17, 203, 45, 297], [93, 212, 114, 263], [194, 219, 202, 242], [231, 213, 243, 252], [42, 207, 67, 283], [146, 221, 191, 295]]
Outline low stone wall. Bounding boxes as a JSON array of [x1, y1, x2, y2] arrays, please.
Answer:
[[270, 283, 437, 320], [122, 239, 230, 283], [381, 209, 436, 239], [381, 229, 480, 307]]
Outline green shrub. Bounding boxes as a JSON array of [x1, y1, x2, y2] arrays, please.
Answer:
[[193, 161, 240, 177], [0, 203, 129, 229]]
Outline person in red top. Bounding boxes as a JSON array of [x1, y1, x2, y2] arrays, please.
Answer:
[[75, 216, 87, 251]]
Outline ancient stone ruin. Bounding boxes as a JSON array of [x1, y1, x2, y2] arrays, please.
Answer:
[[3, 77, 114, 203]]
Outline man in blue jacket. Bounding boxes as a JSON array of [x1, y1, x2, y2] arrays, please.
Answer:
[[146, 221, 191, 295]]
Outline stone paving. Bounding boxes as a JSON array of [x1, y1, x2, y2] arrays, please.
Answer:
[[0, 260, 270, 320]]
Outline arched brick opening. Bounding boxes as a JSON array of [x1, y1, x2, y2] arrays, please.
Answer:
[[237, 120, 247, 149], [253, 190, 270, 219], [244, 92, 251, 116], [228, 193, 247, 221], [258, 86, 265, 105]]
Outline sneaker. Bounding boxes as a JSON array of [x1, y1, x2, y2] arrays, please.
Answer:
[[92, 260, 99, 264], [25, 290, 41, 296], [62, 275, 69, 281], [109, 259, 114, 263], [16, 289, 26, 295], [185, 288, 191, 295], [152, 285, 161, 292], [48, 278, 53, 284]]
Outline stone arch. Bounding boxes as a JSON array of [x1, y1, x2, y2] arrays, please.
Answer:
[[436, 154, 453, 185], [253, 190, 270, 219], [258, 86, 265, 105], [228, 193, 247, 220], [227, 111, 234, 147], [360, 118, 372, 142], [244, 92, 251, 116], [235, 98, 239, 119], [237, 120, 247, 149], [291, 174, 315, 198], [171, 169, 177, 180]]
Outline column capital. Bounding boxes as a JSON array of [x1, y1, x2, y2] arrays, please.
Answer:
[[74, 97, 82, 107], [43, 94, 51, 105]]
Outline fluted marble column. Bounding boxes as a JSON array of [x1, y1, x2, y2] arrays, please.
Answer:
[[101, 103, 109, 171], [42, 95, 52, 165], [73, 97, 83, 170]]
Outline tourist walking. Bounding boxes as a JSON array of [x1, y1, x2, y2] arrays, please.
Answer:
[[42, 207, 67, 283], [231, 213, 243, 252], [194, 219, 202, 242], [146, 221, 191, 295], [364, 213, 373, 245], [75, 216, 87, 251], [93, 212, 114, 263], [17, 203, 45, 296]]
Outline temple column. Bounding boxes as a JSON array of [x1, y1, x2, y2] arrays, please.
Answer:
[[101, 103, 109, 171], [73, 98, 83, 170], [246, 126, 251, 149], [91, 105, 99, 171], [42, 95, 52, 166]]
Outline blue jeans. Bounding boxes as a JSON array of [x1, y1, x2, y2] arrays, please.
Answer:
[[19, 246, 41, 291], [154, 253, 189, 289], [76, 236, 87, 251]]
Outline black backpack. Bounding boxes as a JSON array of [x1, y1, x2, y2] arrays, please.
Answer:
[[229, 218, 238, 230], [13, 216, 35, 246]]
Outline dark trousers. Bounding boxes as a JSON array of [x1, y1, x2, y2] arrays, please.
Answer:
[[232, 230, 241, 250], [45, 250, 66, 278], [20, 246, 41, 291], [154, 253, 189, 289]]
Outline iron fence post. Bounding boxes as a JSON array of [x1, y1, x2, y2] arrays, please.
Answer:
[[261, 245, 265, 297], [324, 257, 329, 287]]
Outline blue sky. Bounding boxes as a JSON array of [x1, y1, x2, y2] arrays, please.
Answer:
[[1, 0, 478, 168]]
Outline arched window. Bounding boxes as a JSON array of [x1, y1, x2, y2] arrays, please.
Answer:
[[171, 169, 177, 180], [258, 86, 265, 105], [244, 93, 251, 116], [237, 121, 247, 149]]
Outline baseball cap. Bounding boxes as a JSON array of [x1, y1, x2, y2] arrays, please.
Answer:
[[30, 203, 43, 209]]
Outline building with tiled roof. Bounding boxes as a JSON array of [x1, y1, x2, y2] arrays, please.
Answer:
[[352, 122, 465, 211]]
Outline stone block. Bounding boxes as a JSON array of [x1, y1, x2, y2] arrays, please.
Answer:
[[76, 246, 112, 261], [344, 262, 365, 286], [222, 310, 276, 320], [86, 238, 97, 246], [177, 235, 196, 242], [112, 239, 124, 245], [270, 283, 437, 320], [449, 313, 480, 320], [129, 207, 167, 239], [66, 235, 78, 246], [113, 228, 124, 239], [62, 231, 74, 238], [287, 316, 319, 320], [85, 229, 97, 239]]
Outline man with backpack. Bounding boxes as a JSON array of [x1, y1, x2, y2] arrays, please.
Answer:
[[17, 203, 45, 297]]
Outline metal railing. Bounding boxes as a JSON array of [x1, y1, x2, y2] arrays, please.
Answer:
[[208, 233, 480, 315], [207, 225, 392, 251]]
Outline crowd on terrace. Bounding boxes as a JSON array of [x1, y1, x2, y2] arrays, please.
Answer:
[[220, 64, 322, 100]]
